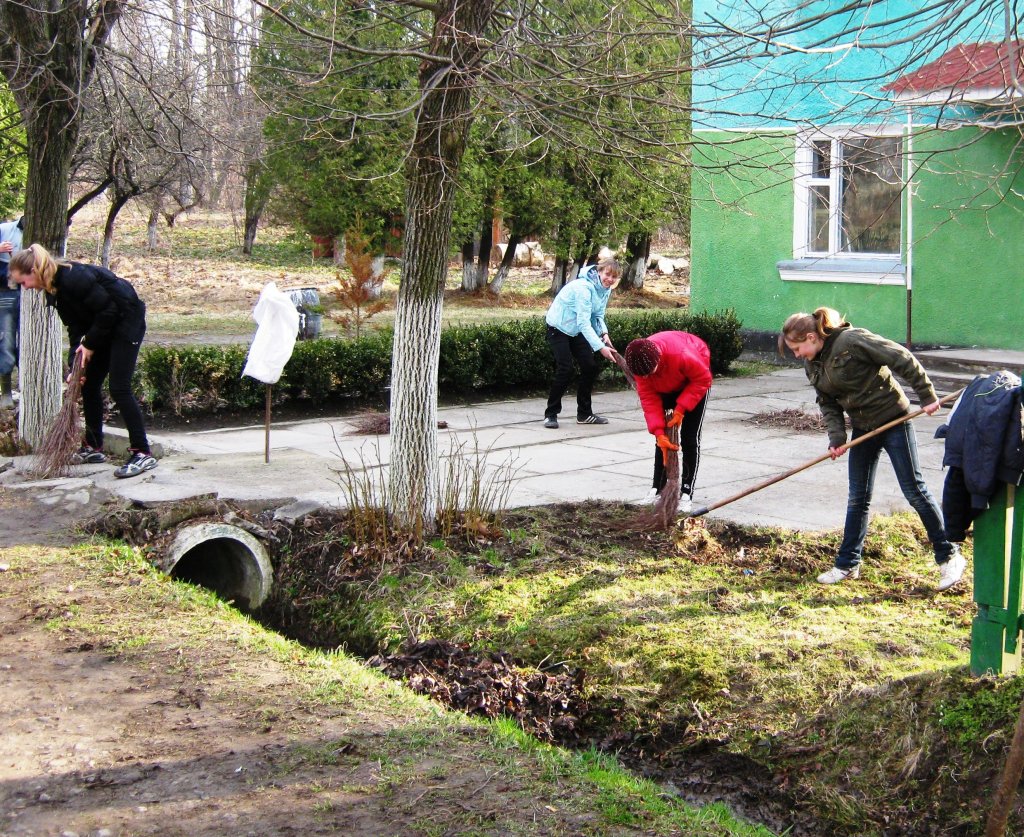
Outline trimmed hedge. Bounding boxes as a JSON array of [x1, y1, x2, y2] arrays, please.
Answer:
[[139, 309, 742, 415]]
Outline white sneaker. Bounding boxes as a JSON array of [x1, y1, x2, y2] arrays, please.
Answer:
[[937, 550, 967, 592], [817, 566, 860, 584], [678, 495, 693, 514], [637, 488, 660, 506]]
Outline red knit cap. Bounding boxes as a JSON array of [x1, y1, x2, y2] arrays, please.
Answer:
[[625, 338, 661, 376]]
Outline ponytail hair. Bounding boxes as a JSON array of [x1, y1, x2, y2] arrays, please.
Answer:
[[10, 243, 63, 293], [778, 306, 845, 354]]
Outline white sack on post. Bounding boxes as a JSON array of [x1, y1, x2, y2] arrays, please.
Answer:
[[242, 282, 300, 384]]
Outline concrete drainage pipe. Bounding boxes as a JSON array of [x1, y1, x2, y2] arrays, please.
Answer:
[[163, 523, 273, 611]]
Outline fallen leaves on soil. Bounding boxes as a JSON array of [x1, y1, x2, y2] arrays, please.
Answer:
[[746, 408, 828, 433], [368, 638, 589, 744]]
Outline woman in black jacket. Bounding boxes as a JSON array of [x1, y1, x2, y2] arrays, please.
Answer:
[[10, 244, 157, 478]]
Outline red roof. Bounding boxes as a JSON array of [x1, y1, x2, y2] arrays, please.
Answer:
[[884, 41, 1024, 96]]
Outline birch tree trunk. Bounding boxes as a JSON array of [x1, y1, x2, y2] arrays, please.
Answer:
[[488, 231, 520, 295], [460, 239, 478, 290], [17, 291, 62, 447], [389, 0, 496, 533], [622, 230, 651, 290]]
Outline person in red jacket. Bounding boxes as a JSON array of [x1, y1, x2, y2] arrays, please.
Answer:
[[624, 332, 712, 513]]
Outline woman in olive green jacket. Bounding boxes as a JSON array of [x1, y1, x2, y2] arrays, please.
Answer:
[[780, 307, 965, 591]]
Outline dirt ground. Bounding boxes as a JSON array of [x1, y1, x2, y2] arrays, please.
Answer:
[[0, 487, 745, 837], [0, 219, 710, 836], [0, 501, 577, 835]]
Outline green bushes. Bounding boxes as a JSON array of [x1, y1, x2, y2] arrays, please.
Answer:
[[605, 308, 744, 375], [139, 309, 742, 415]]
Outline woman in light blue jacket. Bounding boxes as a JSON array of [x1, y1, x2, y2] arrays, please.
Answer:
[[543, 259, 621, 429]]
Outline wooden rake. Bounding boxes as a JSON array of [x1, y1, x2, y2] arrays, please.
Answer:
[[686, 388, 965, 519]]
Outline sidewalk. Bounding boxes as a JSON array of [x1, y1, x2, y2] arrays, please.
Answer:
[[4, 368, 955, 533]]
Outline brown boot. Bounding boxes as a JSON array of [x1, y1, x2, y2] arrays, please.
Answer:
[[0, 373, 13, 409]]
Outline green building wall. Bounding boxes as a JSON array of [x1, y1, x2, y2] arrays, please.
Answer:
[[691, 127, 1023, 349], [910, 127, 1024, 349]]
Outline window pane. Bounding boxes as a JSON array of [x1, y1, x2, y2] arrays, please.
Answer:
[[808, 185, 830, 252], [811, 140, 831, 178], [839, 137, 902, 254]]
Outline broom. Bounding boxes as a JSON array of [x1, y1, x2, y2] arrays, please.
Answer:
[[31, 354, 85, 479], [631, 419, 681, 531], [612, 351, 676, 530]]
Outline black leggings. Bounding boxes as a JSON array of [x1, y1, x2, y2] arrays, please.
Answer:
[[81, 335, 150, 453], [652, 391, 709, 497]]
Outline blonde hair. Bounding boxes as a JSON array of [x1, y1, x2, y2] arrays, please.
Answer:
[[597, 258, 622, 289], [10, 243, 64, 293], [778, 306, 845, 354]]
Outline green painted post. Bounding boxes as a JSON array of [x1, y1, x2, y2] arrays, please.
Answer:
[[971, 484, 1024, 676]]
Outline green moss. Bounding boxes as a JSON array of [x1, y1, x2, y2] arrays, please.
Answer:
[[938, 676, 1024, 746]]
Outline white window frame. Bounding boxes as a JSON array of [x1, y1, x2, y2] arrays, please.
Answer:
[[792, 130, 904, 262]]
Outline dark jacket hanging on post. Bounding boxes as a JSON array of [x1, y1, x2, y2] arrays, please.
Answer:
[[938, 370, 1024, 540]]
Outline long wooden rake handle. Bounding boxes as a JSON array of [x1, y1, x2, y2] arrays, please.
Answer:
[[687, 387, 965, 519]]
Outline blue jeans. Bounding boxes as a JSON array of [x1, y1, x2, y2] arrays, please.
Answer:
[[0, 287, 18, 376], [836, 421, 955, 569]]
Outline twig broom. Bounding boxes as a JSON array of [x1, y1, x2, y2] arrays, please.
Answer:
[[31, 355, 85, 479], [631, 421, 681, 531]]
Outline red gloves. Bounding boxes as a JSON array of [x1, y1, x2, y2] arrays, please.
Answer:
[[666, 408, 684, 428], [655, 433, 680, 465]]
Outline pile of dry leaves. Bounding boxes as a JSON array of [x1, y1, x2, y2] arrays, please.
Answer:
[[746, 408, 828, 433], [368, 638, 590, 743]]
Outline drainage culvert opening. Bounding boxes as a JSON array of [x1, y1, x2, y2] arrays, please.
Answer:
[[165, 523, 272, 612]]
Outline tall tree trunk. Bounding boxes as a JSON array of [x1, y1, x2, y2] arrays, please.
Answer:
[[550, 256, 570, 295], [488, 231, 521, 295], [18, 119, 78, 446], [147, 205, 161, 251], [18, 290, 63, 447], [475, 198, 494, 288], [389, 0, 496, 534], [460, 237, 478, 291], [101, 190, 134, 268], [622, 230, 650, 290], [242, 159, 270, 256], [0, 0, 123, 445]]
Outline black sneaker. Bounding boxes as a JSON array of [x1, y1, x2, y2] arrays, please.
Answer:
[[72, 445, 107, 465], [544, 416, 558, 429], [114, 450, 158, 479], [576, 414, 609, 425]]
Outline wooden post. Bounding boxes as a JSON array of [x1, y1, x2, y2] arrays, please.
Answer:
[[971, 484, 1024, 676], [264, 384, 272, 464]]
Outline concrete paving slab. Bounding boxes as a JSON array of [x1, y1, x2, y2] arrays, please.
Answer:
[[507, 438, 644, 477], [512, 470, 642, 505], [917, 347, 1024, 368], [711, 369, 809, 396], [3, 370, 962, 538], [711, 394, 821, 417]]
